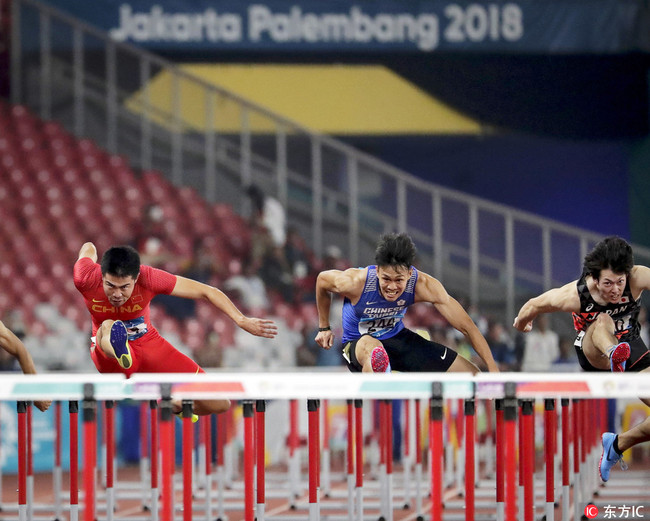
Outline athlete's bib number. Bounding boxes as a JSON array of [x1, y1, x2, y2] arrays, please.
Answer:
[[360, 317, 398, 336]]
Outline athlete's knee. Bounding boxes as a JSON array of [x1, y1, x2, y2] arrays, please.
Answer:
[[355, 337, 386, 369], [98, 319, 117, 338], [593, 313, 615, 331]]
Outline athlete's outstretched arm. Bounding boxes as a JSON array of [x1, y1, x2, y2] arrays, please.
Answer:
[[513, 281, 579, 332], [314, 268, 365, 349], [0, 321, 51, 412], [170, 275, 277, 338], [78, 242, 98, 262], [415, 272, 499, 372], [630, 265, 650, 296]]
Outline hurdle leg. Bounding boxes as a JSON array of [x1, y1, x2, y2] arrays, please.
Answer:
[[483, 399, 495, 480], [256, 400, 266, 521], [82, 384, 97, 521], [69, 401, 80, 521], [53, 401, 63, 521], [402, 399, 413, 510], [0, 400, 3, 508], [430, 385, 444, 521], [203, 415, 213, 521], [572, 399, 581, 521], [17, 401, 27, 521], [150, 400, 160, 521], [378, 400, 388, 520], [495, 399, 505, 521], [288, 399, 300, 507], [414, 398, 423, 520], [504, 383, 518, 521], [182, 400, 195, 521], [385, 400, 395, 521], [104, 400, 116, 521], [354, 399, 364, 521], [27, 404, 34, 521], [321, 399, 331, 498], [346, 400, 355, 521], [465, 398, 476, 521], [160, 385, 174, 521], [518, 401, 524, 521], [544, 399, 556, 521], [308, 399, 320, 521], [455, 399, 465, 494], [140, 401, 151, 512], [216, 413, 226, 521], [560, 399, 570, 521], [521, 400, 534, 521], [243, 401, 255, 521]]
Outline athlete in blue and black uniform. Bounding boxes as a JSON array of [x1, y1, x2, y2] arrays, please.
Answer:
[[315, 233, 498, 374], [513, 236, 650, 482]]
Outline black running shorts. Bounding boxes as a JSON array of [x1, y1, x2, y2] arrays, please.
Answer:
[[574, 334, 650, 372], [342, 328, 458, 373]]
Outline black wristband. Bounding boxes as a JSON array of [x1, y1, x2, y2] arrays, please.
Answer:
[[318, 326, 331, 332]]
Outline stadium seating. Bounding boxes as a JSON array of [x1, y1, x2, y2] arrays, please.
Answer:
[[0, 99, 300, 366]]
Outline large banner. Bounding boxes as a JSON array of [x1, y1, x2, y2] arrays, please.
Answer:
[[39, 0, 649, 54]]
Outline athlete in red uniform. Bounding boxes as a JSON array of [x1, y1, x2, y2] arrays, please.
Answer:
[[74, 242, 277, 415]]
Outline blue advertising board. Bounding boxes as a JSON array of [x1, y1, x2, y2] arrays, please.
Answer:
[[37, 0, 650, 54]]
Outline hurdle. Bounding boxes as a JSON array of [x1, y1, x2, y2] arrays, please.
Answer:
[[1, 371, 649, 521]]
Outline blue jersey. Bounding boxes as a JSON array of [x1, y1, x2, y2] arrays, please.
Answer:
[[341, 265, 418, 342]]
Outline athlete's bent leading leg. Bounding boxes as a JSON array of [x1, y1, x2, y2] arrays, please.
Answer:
[[96, 319, 133, 369], [582, 314, 630, 371], [354, 335, 391, 373]]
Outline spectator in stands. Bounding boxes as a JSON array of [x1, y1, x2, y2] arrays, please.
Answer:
[[485, 319, 517, 371], [223, 258, 270, 314], [0, 316, 51, 411], [246, 187, 295, 303], [551, 335, 580, 370], [519, 314, 560, 372], [246, 184, 286, 248], [131, 203, 175, 269], [315, 232, 499, 373], [74, 242, 277, 416], [192, 331, 224, 369], [285, 226, 317, 302]]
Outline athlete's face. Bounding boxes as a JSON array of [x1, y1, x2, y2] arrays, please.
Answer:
[[102, 273, 138, 308], [376, 265, 412, 302], [595, 269, 626, 304]]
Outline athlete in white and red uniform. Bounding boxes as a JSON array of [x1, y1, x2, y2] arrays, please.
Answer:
[[514, 236, 650, 482], [74, 242, 277, 415]]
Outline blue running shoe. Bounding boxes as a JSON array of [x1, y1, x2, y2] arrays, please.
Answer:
[[110, 320, 132, 370], [599, 432, 625, 482]]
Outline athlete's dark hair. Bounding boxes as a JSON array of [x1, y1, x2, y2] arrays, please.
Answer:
[[583, 236, 634, 279], [374, 232, 417, 269], [100, 245, 141, 279]]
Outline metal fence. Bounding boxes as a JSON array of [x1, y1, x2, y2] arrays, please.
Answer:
[[10, 0, 650, 325]]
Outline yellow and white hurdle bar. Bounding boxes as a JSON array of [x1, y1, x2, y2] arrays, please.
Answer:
[[0, 371, 648, 521]]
